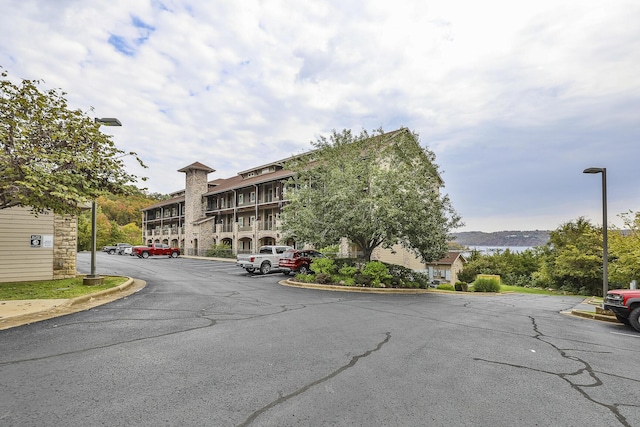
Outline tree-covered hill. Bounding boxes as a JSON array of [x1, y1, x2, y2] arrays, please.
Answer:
[[451, 230, 551, 247], [77, 191, 168, 251]]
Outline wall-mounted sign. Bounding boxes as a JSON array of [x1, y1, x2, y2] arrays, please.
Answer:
[[30, 235, 53, 248], [42, 235, 53, 248], [31, 235, 42, 248]]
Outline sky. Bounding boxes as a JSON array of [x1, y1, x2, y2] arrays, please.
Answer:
[[2, 0, 639, 232]]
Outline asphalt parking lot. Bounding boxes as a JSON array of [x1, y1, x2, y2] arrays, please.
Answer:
[[1, 252, 638, 427]]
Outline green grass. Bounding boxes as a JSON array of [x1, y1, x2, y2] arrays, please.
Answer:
[[499, 284, 585, 296], [0, 276, 127, 300]]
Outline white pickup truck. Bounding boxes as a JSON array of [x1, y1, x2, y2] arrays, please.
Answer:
[[236, 245, 293, 274]]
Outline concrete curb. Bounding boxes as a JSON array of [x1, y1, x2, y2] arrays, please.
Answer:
[[0, 277, 144, 330], [66, 277, 135, 307], [568, 310, 619, 323], [279, 280, 515, 295], [280, 279, 432, 294]]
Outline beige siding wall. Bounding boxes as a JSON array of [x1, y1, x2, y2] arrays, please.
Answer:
[[373, 244, 427, 271], [0, 206, 55, 282], [450, 257, 464, 284]]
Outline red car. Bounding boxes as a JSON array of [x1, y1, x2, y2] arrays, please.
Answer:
[[279, 250, 324, 275]]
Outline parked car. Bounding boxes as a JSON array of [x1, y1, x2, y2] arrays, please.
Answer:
[[133, 243, 180, 259], [279, 249, 325, 275], [236, 245, 293, 274], [603, 288, 640, 332], [119, 246, 133, 255], [102, 243, 132, 255]]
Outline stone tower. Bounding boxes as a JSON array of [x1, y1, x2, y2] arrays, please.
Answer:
[[178, 162, 215, 255]]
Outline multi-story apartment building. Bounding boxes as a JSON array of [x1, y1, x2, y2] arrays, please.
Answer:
[[142, 159, 296, 256], [141, 129, 465, 282]]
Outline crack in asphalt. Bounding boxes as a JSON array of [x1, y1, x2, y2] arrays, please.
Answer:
[[237, 332, 392, 427], [474, 316, 636, 427], [0, 294, 311, 367], [0, 316, 217, 367]]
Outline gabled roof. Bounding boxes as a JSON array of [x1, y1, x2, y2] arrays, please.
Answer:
[[427, 251, 467, 266], [146, 128, 443, 210], [143, 195, 185, 210], [203, 169, 295, 196], [177, 162, 215, 173]]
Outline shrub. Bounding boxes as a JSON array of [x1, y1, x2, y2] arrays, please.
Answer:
[[473, 277, 501, 293], [339, 277, 356, 286], [383, 263, 430, 288], [362, 261, 392, 287], [205, 243, 233, 258], [315, 273, 332, 284], [312, 258, 337, 275], [354, 272, 372, 286], [454, 281, 468, 292], [334, 258, 364, 270], [339, 265, 358, 277], [437, 283, 455, 291], [295, 273, 316, 283]]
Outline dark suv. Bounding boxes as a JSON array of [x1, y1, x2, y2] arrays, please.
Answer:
[[603, 289, 640, 332], [279, 250, 324, 275]]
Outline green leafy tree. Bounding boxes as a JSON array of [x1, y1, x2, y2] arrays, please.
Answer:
[[281, 128, 461, 262], [609, 211, 640, 287], [76, 191, 165, 250], [537, 217, 603, 295], [120, 223, 143, 246], [97, 192, 161, 227], [0, 68, 146, 215]]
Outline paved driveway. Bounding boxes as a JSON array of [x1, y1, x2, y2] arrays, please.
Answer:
[[1, 253, 639, 426]]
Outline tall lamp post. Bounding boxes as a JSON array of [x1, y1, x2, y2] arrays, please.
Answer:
[[583, 167, 608, 298], [83, 117, 122, 286]]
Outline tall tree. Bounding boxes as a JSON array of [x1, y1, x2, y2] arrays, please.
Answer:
[[536, 217, 603, 295], [281, 128, 461, 262], [609, 210, 640, 287], [0, 68, 146, 215]]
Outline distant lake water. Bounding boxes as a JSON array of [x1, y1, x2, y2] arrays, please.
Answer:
[[465, 246, 535, 255]]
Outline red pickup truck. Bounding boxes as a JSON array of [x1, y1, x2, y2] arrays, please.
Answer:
[[133, 243, 180, 259], [604, 288, 640, 332]]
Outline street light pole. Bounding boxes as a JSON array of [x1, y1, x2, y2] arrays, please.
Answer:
[[583, 167, 608, 297], [83, 117, 122, 286]]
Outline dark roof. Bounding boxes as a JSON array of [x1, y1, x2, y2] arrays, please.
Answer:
[[203, 169, 295, 196], [143, 195, 185, 210], [146, 128, 442, 209], [427, 251, 467, 266], [177, 162, 215, 173]]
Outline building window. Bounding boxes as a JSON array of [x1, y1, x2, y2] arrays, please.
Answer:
[[238, 194, 244, 205], [250, 192, 255, 202]]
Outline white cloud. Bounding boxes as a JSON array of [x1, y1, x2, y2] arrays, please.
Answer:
[[1, 0, 639, 232]]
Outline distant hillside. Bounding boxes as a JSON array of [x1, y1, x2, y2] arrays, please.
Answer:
[[451, 230, 550, 247]]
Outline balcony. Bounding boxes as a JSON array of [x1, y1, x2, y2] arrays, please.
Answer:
[[259, 221, 275, 231]]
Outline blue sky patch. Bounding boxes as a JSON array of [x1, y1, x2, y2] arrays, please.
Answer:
[[108, 35, 135, 56]]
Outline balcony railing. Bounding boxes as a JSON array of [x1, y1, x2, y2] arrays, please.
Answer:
[[259, 221, 275, 231]]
